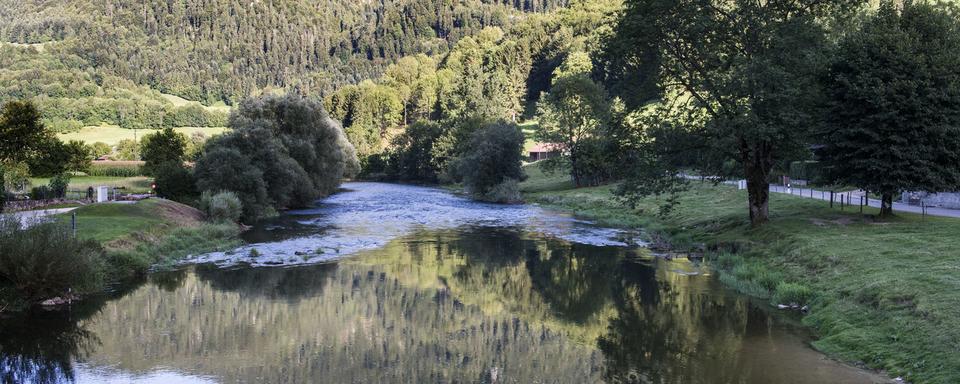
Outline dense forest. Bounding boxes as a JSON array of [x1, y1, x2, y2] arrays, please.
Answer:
[[0, 0, 572, 132], [0, 0, 568, 103]]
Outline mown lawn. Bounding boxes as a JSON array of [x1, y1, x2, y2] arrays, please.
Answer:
[[520, 163, 960, 384]]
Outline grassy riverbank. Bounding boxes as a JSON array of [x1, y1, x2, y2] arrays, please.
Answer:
[[0, 199, 240, 312], [520, 163, 960, 384], [61, 199, 241, 275]]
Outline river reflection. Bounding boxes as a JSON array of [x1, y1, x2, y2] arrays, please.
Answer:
[[0, 227, 889, 383]]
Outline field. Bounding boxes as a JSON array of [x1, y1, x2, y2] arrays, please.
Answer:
[[58, 125, 230, 146], [520, 163, 960, 384], [160, 92, 232, 113], [29, 176, 153, 194]]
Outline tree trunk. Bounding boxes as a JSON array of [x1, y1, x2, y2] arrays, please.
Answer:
[[880, 192, 894, 217], [740, 140, 773, 227], [745, 165, 770, 226], [569, 151, 582, 187]]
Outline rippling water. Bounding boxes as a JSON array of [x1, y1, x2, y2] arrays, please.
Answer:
[[190, 182, 643, 267], [0, 183, 891, 384]]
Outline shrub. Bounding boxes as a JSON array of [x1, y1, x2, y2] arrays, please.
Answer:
[[0, 217, 106, 302], [2, 161, 30, 192], [89, 142, 112, 159], [482, 178, 522, 203], [25, 137, 69, 177], [384, 120, 444, 181], [456, 121, 526, 202], [772, 282, 814, 306], [194, 147, 269, 222], [30, 185, 51, 200], [199, 191, 243, 223], [154, 163, 197, 203], [48, 173, 70, 198], [115, 139, 140, 161]]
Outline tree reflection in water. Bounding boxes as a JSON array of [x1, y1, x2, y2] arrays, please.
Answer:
[[0, 228, 886, 384]]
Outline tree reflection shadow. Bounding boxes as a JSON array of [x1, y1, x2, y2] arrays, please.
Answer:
[[0, 303, 105, 383], [598, 260, 754, 384]]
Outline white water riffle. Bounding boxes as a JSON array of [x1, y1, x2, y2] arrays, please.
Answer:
[[187, 182, 644, 267]]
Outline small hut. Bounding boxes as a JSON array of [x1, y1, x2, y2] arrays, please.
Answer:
[[528, 143, 559, 162]]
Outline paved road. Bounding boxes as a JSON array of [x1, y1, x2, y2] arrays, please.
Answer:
[[10, 207, 79, 227], [680, 175, 960, 218], [769, 185, 960, 218]]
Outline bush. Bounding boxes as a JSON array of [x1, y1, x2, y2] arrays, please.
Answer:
[[25, 137, 69, 177], [194, 147, 269, 222], [482, 178, 522, 203], [89, 142, 112, 159], [772, 282, 814, 306], [48, 173, 70, 198], [0, 217, 106, 302], [115, 139, 140, 161], [384, 120, 444, 181], [456, 121, 526, 201], [154, 163, 197, 203], [2, 161, 30, 192], [199, 190, 243, 223], [30, 185, 51, 200]]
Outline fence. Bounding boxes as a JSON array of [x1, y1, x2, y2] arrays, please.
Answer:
[[4, 188, 143, 212]]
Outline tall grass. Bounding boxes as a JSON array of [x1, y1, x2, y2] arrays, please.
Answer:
[[107, 223, 241, 277], [0, 216, 105, 307], [87, 162, 145, 177]]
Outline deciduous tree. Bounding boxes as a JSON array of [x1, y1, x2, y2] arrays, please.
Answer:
[[820, 1, 960, 216]]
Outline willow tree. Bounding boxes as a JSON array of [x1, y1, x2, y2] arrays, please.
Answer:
[[820, 1, 960, 216], [604, 0, 861, 226]]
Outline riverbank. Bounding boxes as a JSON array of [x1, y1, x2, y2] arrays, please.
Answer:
[[0, 199, 240, 312], [519, 164, 959, 384], [66, 199, 241, 274]]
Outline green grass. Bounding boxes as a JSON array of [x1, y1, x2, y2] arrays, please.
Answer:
[[57, 199, 240, 274], [29, 176, 153, 194], [65, 199, 170, 244], [519, 163, 960, 384], [160, 92, 232, 113], [519, 120, 539, 153], [58, 125, 230, 145]]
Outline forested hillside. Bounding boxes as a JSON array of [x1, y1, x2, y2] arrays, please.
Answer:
[[0, 0, 572, 133], [0, 0, 567, 103]]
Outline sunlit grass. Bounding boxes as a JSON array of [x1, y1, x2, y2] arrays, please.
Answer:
[[57, 124, 230, 145]]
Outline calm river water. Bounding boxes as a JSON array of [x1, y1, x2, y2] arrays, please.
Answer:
[[0, 183, 890, 383]]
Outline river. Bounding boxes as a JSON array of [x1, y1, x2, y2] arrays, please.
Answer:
[[0, 182, 891, 383]]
